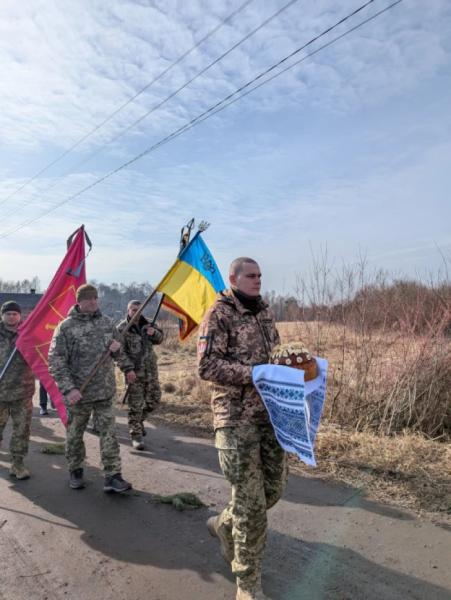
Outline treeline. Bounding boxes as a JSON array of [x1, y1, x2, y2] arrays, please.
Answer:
[[0, 278, 174, 323], [332, 280, 451, 335], [0, 277, 41, 293], [2, 276, 450, 334], [89, 281, 176, 323], [265, 280, 451, 336]]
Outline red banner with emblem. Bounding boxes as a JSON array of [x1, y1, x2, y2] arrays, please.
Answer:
[[16, 226, 89, 425]]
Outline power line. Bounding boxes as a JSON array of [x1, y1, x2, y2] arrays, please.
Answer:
[[0, 0, 396, 237], [0, 0, 299, 222], [170, 0, 404, 142], [0, 0, 254, 207], [0, 0, 403, 241]]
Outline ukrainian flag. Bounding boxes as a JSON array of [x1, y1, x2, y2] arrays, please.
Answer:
[[156, 232, 225, 339]]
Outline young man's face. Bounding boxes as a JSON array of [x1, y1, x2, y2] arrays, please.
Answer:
[[231, 262, 262, 297], [127, 304, 141, 318], [78, 297, 99, 313], [1, 311, 21, 328]]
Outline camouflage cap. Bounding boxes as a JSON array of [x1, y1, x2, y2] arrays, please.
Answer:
[[76, 284, 98, 302], [1, 300, 21, 314]]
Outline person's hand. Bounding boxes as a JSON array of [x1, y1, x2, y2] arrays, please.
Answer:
[[109, 340, 121, 353], [126, 371, 136, 384], [66, 389, 82, 405], [145, 325, 155, 336]]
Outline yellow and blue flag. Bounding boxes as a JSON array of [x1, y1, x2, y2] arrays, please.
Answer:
[[156, 232, 225, 340]]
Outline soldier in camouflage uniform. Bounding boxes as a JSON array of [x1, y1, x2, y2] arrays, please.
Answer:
[[0, 301, 35, 480], [48, 284, 135, 493], [198, 258, 287, 600], [117, 300, 163, 450]]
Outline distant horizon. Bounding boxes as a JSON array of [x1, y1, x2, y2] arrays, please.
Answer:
[[1, 251, 449, 299]]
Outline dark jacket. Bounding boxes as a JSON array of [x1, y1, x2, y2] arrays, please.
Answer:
[[117, 315, 163, 372]]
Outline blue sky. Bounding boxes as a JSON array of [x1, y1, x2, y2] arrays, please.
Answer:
[[0, 0, 450, 293]]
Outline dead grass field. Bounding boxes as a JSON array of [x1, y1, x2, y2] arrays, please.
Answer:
[[116, 322, 451, 522]]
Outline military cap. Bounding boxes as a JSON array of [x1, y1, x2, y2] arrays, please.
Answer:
[[76, 284, 98, 302], [1, 301, 21, 314]]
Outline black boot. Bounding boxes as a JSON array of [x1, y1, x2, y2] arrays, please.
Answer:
[[69, 468, 85, 489], [131, 435, 145, 451], [103, 473, 132, 493]]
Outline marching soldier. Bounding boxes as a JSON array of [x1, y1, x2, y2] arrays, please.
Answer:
[[0, 301, 35, 480], [198, 258, 287, 600], [48, 284, 134, 493], [117, 300, 163, 450]]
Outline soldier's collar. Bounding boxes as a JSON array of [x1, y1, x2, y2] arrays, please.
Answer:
[[222, 289, 267, 315]]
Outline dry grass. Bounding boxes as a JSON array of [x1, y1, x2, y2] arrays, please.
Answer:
[[278, 321, 451, 438], [155, 367, 213, 434], [294, 426, 451, 517]]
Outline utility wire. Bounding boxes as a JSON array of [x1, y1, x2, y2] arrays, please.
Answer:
[[0, 0, 375, 225], [0, 0, 299, 221], [0, 0, 403, 241], [0, 0, 254, 207], [165, 0, 404, 146]]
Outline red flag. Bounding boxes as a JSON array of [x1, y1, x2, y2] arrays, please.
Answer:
[[16, 226, 89, 425]]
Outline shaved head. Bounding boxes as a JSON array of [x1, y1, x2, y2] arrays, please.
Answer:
[[229, 257, 258, 278], [229, 258, 262, 297], [127, 300, 142, 309]]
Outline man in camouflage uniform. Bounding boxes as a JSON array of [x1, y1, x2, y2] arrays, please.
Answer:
[[48, 284, 134, 493], [117, 300, 163, 450], [0, 301, 35, 480], [198, 257, 287, 600]]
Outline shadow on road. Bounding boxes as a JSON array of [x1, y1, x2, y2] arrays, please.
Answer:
[[116, 413, 414, 522], [0, 409, 449, 599]]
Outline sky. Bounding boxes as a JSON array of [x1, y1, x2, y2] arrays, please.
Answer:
[[0, 0, 450, 295]]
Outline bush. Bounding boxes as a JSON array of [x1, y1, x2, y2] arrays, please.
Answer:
[[285, 254, 451, 438]]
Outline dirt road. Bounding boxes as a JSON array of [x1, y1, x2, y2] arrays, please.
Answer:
[[0, 408, 450, 600]]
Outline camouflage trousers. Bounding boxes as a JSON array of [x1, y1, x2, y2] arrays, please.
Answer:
[[66, 399, 121, 475], [0, 397, 33, 462], [127, 363, 161, 437], [215, 425, 288, 590]]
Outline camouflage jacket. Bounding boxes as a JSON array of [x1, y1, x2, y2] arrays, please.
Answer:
[[48, 305, 133, 404], [117, 316, 163, 372], [197, 290, 280, 430], [0, 322, 35, 403]]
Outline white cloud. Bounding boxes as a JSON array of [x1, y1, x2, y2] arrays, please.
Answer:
[[0, 0, 450, 292], [0, 0, 449, 151]]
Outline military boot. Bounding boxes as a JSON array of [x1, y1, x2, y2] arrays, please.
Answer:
[[206, 515, 234, 563], [104, 473, 132, 493], [131, 435, 144, 451], [69, 468, 85, 489], [10, 461, 30, 480]]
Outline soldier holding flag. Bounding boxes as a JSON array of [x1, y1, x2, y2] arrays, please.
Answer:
[[0, 301, 35, 480], [117, 300, 164, 450], [48, 284, 134, 493]]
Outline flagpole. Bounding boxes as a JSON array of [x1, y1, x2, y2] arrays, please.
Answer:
[[79, 287, 162, 394], [119, 291, 165, 405], [0, 347, 17, 384], [79, 216, 200, 394]]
